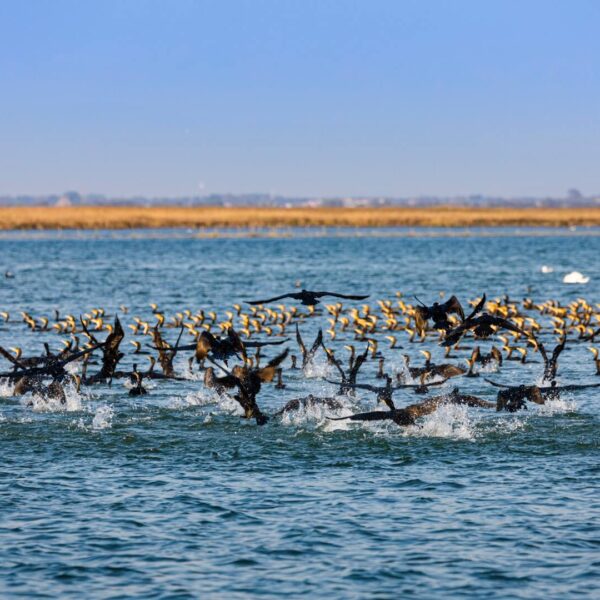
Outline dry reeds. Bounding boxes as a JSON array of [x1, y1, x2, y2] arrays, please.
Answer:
[[1, 205, 600, 230]]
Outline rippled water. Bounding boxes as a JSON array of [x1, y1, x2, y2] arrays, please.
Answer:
[[0, 229, 599, 598]]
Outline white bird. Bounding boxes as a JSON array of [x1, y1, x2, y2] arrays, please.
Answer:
[[563, 271, 590, 284]]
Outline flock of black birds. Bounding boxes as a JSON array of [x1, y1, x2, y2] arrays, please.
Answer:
[[2, 287, 600, 430]]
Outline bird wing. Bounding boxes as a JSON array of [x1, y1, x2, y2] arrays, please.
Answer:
[[395, 378, 448, 389], [530, 333, 548, 363], [466, 294, 487, 321], [551, 338, 567, 364], [195, 331, 216, 361], [214, 374, 239, 389], [405, 398, 442, 418], [309, 329, 324, 359], [488, 316, 529, 336], [554, 382, 600, 391], [442, 295, 465, 320], [323, 349, 347, 381], [349, 345, 369, 381], [256, 348, 290, 383], [325, 379, 376, 392], [490, 346, 503, 365], [440, 321, 472, 347], [227, 327, 247, 357], [450, 394, 495, 408], [329, 410, 394, 422], [245, 338, 288, 348], [105, 316, 125, 354], [314, 291, 370, 300], [295, 323, 307, 358], [265, 348, 290, 369], [245, 293, 295, 305], [414, 306, 430, 333], [484, 378, 510, 388], [582, 327, 600, 341]]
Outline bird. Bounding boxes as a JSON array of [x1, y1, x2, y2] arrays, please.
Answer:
[[531, 334, 566, 383], [295, 324, 323, 368], [128, 366, 147, 396], [329, 389, 494, 428], [274, 395, 344, 416], [414, 295, 465, 332], [442, 298, 530, 347], [245, 289, 369, 306], [326, 375, 449, 410]]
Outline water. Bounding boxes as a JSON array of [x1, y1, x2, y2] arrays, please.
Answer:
[[0, 229, 599, 598]]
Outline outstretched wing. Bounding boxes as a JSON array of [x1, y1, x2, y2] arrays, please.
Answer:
[[551, 338, 567, 365], [442, 295, 465, 320], [349, 345, 369, 381], [490, 346, 503, 365], [448, 394, 495, 408], [295, 323, 307, 358], [440, 321, 472, 347], [245, 338, 288, 348], [245, 293, 295, 305], [484, 378, 510, 388], [309, 329, 323, 359], [329, 410, 394, 422], [314, 291, 370, 300], [323, 348, 347, 381], [214, 374, 239, 389], [256, 348, 289, 382], [325, 379, 377, 392], [395, 378, 448, 389], [559, 382, 600, 391], [582, 327, 600, 341], [227, 327, 246, 358], [530, 333, 548, 364], [489, 316, 529, 337], [466, 294, 487, 321]]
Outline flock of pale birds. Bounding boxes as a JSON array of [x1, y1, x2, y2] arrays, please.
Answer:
[[2, 287, 600, 429]]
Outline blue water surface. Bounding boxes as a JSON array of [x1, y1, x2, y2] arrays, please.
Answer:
[[0, 229, 598, 599]]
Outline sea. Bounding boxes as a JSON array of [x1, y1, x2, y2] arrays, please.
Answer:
[[0, 227, 598, 599]]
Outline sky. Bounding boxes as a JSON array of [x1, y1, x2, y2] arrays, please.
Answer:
[[1, 0, 599, 198]]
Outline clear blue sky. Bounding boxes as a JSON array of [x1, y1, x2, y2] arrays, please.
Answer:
[[1, 0, 599, 198]]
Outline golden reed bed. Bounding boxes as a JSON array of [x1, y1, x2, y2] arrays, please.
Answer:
[[1, 206, 600, 230]]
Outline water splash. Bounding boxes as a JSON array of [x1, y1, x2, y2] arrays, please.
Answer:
[[278, 396, 355, 431], [92, 405, 114, 430], [408, 403, 476, 440], [537, 396, 577, 415], [0, 378, 14, 397], [303, 357, 333, 379]]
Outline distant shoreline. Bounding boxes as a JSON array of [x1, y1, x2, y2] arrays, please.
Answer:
[[1, 205, 600, 230]]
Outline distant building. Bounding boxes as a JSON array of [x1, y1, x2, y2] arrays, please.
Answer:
[[55, 191, 81, 207]]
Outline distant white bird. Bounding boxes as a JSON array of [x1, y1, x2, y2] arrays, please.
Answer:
[[541, 265, 554, 274], [563, 271, 589, 284]]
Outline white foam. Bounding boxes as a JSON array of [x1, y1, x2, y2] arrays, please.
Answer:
[[541, 265, 554, 274], [180, 389, 244, 416], [0, 379, 14, 397], [408, 403, 476, 440], [279, 398, 354, 430], [22, 382, 85, 413], [537, 396, 577, 415], [92, 405, 114, 430], [303, 357, 333, 379]]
